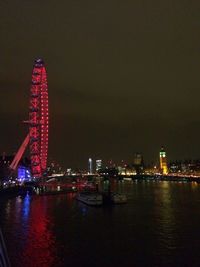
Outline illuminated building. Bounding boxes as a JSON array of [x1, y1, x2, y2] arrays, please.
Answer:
[[0, 154, 31, 182], [96, 159, 102, 172], [18, 165, 31, 182], [133, 153, 143, 166], [88, 158, 93, 174], [133, 153, 144, 174], [159, 147, 168, 174], [118, 166, 136, 176]]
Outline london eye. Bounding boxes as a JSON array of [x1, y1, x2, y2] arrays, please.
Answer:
[[29, 59, 49, 178], [10, 59, 49, 178]]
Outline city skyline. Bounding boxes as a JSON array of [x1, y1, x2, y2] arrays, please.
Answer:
[[0, 1, 200, 168]]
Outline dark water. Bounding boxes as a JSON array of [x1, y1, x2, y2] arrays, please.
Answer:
[[1, 181, 200, 267]]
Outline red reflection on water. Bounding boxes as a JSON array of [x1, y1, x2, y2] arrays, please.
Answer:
[[20, 197, 59, 267]]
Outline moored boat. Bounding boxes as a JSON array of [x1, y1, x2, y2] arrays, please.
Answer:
[[76, 192, 103, 206], [111, 193, 127, 204]]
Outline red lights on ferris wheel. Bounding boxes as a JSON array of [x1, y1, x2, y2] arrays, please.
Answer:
[[29, 59, 49, 178]]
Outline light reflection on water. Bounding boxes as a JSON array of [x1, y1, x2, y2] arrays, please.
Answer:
[[22, 194, 30, 220], [1, 182, 200, 267]]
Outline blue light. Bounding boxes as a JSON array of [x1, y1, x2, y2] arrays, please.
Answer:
[[18, 165, 31, 181]]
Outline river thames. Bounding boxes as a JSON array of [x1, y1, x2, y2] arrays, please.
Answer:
[[0, 180, 200, 267]]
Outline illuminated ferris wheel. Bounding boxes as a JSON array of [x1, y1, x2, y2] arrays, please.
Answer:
[[10, 59, 49, 178], [29, 59, 49, 177]]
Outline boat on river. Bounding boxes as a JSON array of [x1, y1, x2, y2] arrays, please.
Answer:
[[111, 193, 127, 204], [76, 192, 103, 206]]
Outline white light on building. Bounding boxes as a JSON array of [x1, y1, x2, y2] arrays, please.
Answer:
[[96, 159, 102, 172], [88, 158, 93, 174]]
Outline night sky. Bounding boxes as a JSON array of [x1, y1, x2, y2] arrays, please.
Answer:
[[0, 0, 200, 169]]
